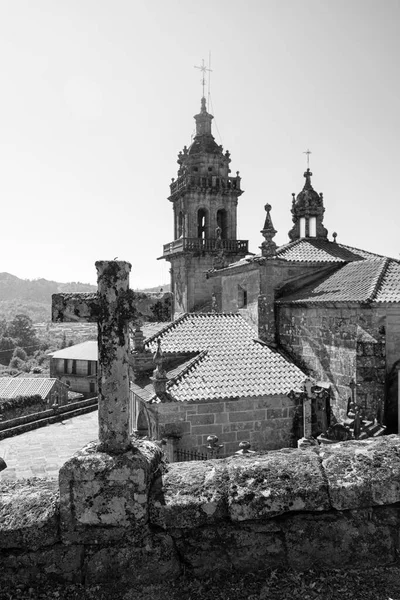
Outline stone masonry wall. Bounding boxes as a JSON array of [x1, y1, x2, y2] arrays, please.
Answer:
[[278, 304, 386, 421], [151, 395, 298, 456], [2, 436, 400, 588]]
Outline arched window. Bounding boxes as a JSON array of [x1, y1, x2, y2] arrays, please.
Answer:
[[309, 216, 316, 237], [177, 211, 184, 238], [136, 407, 149, 437], [217, 209, 228, 239], [197, 208, 207, 239], [300, 217, 306, 238]]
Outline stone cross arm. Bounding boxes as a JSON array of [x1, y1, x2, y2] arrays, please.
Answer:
[[52, 290, 172, 325], [52, 293, 100, 323], [50, 261, 171, 455]]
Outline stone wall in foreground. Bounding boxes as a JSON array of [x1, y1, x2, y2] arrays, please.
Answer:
[[2, 436, 400, 587]]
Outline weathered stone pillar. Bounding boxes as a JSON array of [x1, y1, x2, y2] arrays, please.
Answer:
[[96, 260, 132, 453]]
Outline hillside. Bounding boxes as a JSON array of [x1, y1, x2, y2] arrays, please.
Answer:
[[0, 273, 169, 323]]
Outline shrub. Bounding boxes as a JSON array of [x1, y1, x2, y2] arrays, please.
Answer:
[[12, 347, 28, 362]]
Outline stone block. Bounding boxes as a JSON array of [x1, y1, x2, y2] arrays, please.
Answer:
[[160, 420, 191, 438], [59, 439, 163, 545], [319, 435, 400, 510], [227, 448, 329, 521], [285, 509, 395, 570], [228, 410, 265, 422], [197, 402, 225, 414], [84, 533, 180, 585], [0, 478, 60, 550], [0, 544, 84, 585], [149, 461, 228, 529], [191, 424, 222, 435], [187, 413, 215, 425], [172, 522, 284, 576], [215, 412, 229, 424]]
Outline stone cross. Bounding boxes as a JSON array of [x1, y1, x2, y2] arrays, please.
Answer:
[[52, 260, 170, 454]]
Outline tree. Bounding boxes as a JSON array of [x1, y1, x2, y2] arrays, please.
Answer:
[[60, 331, 67, 349], [7, 314, 39, 351], [0, 336, 17, 366], [11, 347, 28, 362]]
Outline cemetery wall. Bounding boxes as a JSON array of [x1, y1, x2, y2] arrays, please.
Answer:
[[2, 435, 400, 588], [154, 395, 299, 456]]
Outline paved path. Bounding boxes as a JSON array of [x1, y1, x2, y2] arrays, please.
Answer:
[[0, 411, 99, 481]]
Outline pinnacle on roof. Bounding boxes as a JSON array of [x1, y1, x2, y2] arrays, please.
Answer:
[[260, 203, 277, 258]]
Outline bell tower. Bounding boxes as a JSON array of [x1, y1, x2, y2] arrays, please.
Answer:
[[160, 97, 248, 316]]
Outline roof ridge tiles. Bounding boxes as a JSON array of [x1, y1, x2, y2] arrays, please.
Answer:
[[167, 350, 208, 388], [144, 312, 188, 345], [370, 257, 392, 301]]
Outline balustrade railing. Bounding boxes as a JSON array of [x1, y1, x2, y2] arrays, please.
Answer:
[[162, 237, 248, 256], [170, 174, 241, 196]]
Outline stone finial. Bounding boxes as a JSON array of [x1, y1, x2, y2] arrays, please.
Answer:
[[260, 203, 277, 258], [236, 441, 255, 455], [152, 339, 168, 396], [133, 325, 145, 352], [206, 435, 224, 457], [332, 232, 337, 243]]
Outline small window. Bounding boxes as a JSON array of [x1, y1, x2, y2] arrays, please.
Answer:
[[89, 382, 95, 394], [208, 167, 212, 172], [238, 285, 248, 308], [197, 208, 207, 239], [300, 217, 306, 238], [309, 216, 316, 237]]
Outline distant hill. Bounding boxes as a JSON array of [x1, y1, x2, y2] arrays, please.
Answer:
[[0, 273, 169, 323]]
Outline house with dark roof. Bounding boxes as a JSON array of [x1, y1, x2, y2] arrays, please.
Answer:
[[0, 377, 68, 409], [130, 313, 327, 457], [49, 341, 98, 398]]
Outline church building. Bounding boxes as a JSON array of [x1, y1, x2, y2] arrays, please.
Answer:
[[159, 95, 400, 433]]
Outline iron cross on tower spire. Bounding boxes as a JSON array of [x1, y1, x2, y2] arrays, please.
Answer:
[[303, 148, 312, 169], [194, 57, 212, 99]]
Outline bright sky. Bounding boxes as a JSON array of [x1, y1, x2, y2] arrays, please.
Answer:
[[0, 0, 399, 287]]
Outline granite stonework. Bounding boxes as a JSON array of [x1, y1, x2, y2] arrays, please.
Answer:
[[278, 304, 388, 421], [3, 435, 400, 587], [58, 439, 163, 545]]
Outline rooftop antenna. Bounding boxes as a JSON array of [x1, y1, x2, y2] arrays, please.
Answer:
[[194, 57, 212, 100], [303, 149, 312, 169]]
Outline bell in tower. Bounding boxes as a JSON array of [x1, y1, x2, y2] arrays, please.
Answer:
[[159, 96, 249, 316]]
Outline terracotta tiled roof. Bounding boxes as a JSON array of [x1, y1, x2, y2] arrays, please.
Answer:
[[211, 239, 385, 275], [277, 258, 400, 304], [375, 260, 400, 303], [0, 378, 60, 400], [142, 313, 306, 401], [275, 238, 385, 263]]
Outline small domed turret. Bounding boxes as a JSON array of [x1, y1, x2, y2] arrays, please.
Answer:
[[288, 169, 328, 241]]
